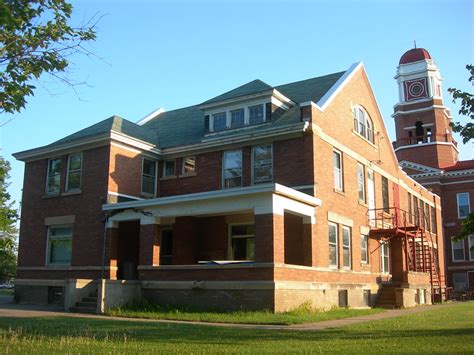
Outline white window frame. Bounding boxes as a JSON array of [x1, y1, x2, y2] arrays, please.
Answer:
[[333, 150, 343, 191], [230, 108, 245, 129], [456, 192, 471, 219], [361, 234, 369, 264], [342, 225, 352, 269], [222, 149, 242, 189], [469, 235, 474, 261], [212, 111, 228, 131], [182, 156, 196, 175], [381, 242, 390, 274], [357, 163, 365, 202], [451, 236, 465, 262], [252, 144, 273, 184], [46, 225, 73, 266], [141, 158, 157, 196], [328, 222, 338, 268], [65, 153, 82, 192], [163, 160, 176, 178], [228, 223, 255, 261], [353, 106, 374, 143], [208, 100, 268, 132], [45, 157, 62, 195]]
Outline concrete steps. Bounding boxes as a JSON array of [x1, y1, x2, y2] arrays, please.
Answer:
[[375, 284, 399, 309], [69, 291, 98, 314]]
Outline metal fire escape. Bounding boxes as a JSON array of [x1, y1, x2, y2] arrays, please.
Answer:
[[368, 207, 448, 303]]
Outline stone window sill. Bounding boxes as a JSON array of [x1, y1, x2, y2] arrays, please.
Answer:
[[62, 190, 82, 196]]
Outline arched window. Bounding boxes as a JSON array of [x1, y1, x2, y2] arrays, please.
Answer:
[[353, 106, 374, 143]]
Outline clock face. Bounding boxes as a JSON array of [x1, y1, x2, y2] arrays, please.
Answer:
[[404, 78, 429, 101]]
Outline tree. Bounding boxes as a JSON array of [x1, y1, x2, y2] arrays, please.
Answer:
[[448, 64, 474, 144], [0, 158, 18, 282], [0, 0, 97, 114]]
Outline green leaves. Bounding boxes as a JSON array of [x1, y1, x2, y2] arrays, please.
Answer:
[[448, 64, 474, 144], [0, 0, 97, 114]]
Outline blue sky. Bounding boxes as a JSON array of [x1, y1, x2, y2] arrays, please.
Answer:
[[1, 0, 473, 210]]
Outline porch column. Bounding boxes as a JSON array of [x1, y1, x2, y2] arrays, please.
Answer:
[[104, 223, 119, 280], [254, 212, 285, 263], [139, 217, 160, 266]]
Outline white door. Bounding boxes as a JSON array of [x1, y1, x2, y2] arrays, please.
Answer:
[[367, 169, 375, 225]]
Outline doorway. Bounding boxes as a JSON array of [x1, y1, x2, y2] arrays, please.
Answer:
[[117, 220, 140, 280]]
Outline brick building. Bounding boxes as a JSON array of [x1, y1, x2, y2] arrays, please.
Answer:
[[393, 47, 474, 295], [14, 59, 447, 312]]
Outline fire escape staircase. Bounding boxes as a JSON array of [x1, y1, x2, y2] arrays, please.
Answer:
[[368, 207, 448, 304]]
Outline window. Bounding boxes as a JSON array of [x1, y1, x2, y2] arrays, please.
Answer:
[[333, 151, 343, 191], [425, 202, 431, 232], [47, 226, 73, 265], [46, 158, 62, 195], [452, 237, 465, 261], [223, 150, 242, 188], [353, 106, 374, 143], [361, 235, 368, 264], [66, 154, 82, 191], [229, 224, 255, 260], [328, 223, 338, 267], [342, 226, 351, 269], [213, 112, 227, 131], [408, 193, 413, 224], [230, 108, 245, 128], [453, 273, 467, 292], [160, 228, 173, 265], [249, 104, 264, 125], [163, 160, 175, 177], [382, 176, 389, 213], [431, 206, 437, 234], [357, 163, 365, 202], [253, 145, 272, 184], [414, 196, 419, 225], [457, 192, 470, 219], [182, 156, 196, 174], [141, 159, 156, 195], [469, 235, 474, 260], [381, 242, 390, 274]]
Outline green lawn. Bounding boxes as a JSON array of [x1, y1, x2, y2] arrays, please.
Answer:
[[106, 301, 383, 325], [0, 302, 473, 353]]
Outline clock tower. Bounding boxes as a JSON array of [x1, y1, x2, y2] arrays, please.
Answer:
[[392, 47, 458, 169]]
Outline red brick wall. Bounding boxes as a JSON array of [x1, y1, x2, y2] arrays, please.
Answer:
[[17, 145, 110, 278]]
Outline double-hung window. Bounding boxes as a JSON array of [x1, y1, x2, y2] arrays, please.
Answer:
[[381, 242, 390, 274], [230, 108, 245, 128], [229, 224, 255, 261], [47, 226, 73, 265], [453, 273, 467, 292], [382, 176, 389, 213], [457, 192, 470, 219], [253, 145, 272, 184], [66, 154, 82, 191], [182, 156, 196, 174], [213, 112, 227, 131], [223, 150, 242, 188], [431, 206, 437, 234], [163, 160, 175, 177], [361, 235, 369, 264], [357, 163, 365, 202], [333, 151, 343, 191], [353, 106, 374, 143], [46, 158, 62, 195], [249, 104, 264, 125], [342, 226, 351, 269], [328, 223, 338, 267], [469, 235, 474, 261], [142, 159, 157, 195], [408, 193, 413, 224], [451, 237, 465, 261], [160, 228, 173, 265]]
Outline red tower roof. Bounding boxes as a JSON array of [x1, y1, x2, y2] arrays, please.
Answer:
[[399, 48, 432, 64]]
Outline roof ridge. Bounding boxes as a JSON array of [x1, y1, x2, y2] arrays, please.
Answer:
[[275, 70, 346, 88]]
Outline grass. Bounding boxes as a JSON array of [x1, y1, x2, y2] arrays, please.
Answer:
[[0, 302, 473, 353], [106, 300, 384, 325]]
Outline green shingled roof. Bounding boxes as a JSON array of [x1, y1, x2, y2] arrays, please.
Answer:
[[201, 79, 273, 106], [26, 68, 347, 153], [275, 71, 345, 103], [50, 116, 158, 147]]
